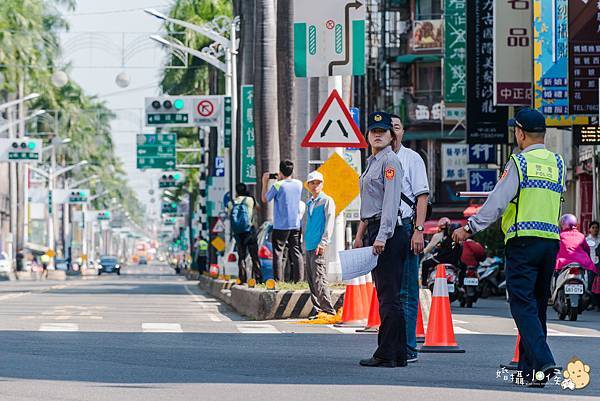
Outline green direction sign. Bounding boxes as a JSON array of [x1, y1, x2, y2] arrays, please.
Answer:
[[137, 133, 176, 170], [223, 96, 232, 148], [444, 0, 466, 104], [241, 85, 256, 184]]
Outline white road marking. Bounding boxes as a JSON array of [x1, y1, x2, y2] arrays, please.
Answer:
[[329, 325, 363, 334], [452, 319, 469, 324], [236, 324, 280, 334], [208, 313, 222, 322], [142, 323, 183, 333], [39, 323, 79, 332], [0, 292, 29, 301], [453, 326, 481, 334]]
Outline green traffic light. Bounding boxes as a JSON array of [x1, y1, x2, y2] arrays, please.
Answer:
[[174, 99, 184, 110], [174, 173, 181, 180], [171, 203, 177, 208], [28, 141, 36, 150]]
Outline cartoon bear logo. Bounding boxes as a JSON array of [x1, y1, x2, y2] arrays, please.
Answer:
[[562, 357, 591, 390]]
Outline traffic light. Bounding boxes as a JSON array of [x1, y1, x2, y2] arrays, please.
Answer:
[[159, 171, 183, 188], [3, 138, 41, 162], [146, 97, 189, 126], [161, 201, 178, 214], [97, 211, 111, 221], [68, 189, 89, 204]]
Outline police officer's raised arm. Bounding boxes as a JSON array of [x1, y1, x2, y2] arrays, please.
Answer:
[[376, 156, 404, 244], [453, 160, 519, 242]]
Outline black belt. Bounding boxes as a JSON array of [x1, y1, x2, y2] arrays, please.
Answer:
[[363, 213, 404, 225]]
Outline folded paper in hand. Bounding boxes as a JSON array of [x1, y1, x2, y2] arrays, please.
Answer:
[[339, 247, 379, 281]]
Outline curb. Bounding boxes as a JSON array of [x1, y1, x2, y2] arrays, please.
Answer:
[[16, 271, 67, 281], [198, 275, 344, 320]]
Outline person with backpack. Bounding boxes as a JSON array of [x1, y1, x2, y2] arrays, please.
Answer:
[[229, 183, 262, 284]]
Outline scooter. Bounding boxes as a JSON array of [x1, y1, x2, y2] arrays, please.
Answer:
[[428, 263, 459, 303], [477, 257, 505, 298], [550, 263, 590, 321], [458, 265, 480, 308]]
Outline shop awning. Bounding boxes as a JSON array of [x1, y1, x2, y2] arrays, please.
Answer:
[[395, 54, 441, 64]]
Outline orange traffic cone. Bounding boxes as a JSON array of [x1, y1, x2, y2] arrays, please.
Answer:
[[416, 301, 426, 343], [334, 277, 367, 327], [500, 334, 520, 370], [358, 275, 370, 313], [356, 285, 380, 333], [419, 264, 465, 353], [365, 273, 374, 298]]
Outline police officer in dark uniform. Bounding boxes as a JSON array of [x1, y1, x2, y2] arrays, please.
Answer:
[[355, 112, 409, 368]]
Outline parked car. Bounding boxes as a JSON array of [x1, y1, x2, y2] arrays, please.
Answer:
[[0, 252, 12, 273], [139, 256, 148, 265], [97, 256, 121, 275]]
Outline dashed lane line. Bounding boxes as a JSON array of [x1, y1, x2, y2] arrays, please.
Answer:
[[141, 323, 183, 333], [39, 323, 79, 332], [236, 324, 280, 334]]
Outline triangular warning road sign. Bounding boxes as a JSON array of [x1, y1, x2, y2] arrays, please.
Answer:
[[211, 218, 226, 234], [301, 89, 368, 148]]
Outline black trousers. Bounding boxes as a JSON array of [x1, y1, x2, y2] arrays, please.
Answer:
[[272, 229, 304, 282], [235, 230, 262, 283], [505, 237, 558, 374], [365, 221, 409, 362]]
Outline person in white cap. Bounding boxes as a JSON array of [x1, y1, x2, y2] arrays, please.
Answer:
[[304, 171, 337, 318]]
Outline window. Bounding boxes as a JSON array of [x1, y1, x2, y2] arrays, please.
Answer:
[[416, 62, 442, 94], [416, 0, 442, 19]]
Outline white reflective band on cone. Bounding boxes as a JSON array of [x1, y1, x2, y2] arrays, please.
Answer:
[[432, 277, 449, 297]]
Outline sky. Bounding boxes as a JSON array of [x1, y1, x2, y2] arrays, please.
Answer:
[[60, 0, 174, 217]]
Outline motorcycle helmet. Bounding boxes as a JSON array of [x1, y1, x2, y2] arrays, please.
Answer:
[[559, 214, 577, 231]]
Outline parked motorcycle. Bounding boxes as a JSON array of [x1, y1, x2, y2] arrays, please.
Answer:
[[477, 257, 505, 298], [428, 263, 459, 303], [458, 265, 480, 308], [550, 263, 590, 321]]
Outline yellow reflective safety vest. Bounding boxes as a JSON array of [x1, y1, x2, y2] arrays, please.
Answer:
[[198, 240, 208, 255], [501, 148, 564, 243]]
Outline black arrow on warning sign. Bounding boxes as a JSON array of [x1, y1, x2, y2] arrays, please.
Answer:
[[336, 120, 349, 137], [320, 120, 333, 137], [320, 119, 349, 138]]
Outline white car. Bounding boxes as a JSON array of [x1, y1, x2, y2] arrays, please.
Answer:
[[0, 252, 13, 273]]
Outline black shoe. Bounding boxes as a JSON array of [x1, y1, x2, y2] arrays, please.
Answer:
[[536, 364, 562, 384], [359, 357, 396, 368], [395, 359, 409, 367]]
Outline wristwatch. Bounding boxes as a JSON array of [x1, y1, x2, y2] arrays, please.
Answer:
[[463, 224, 472, 233], [415, 225, 424, 232]]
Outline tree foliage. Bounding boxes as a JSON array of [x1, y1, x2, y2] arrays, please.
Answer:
[[0, 0, 144, 223]]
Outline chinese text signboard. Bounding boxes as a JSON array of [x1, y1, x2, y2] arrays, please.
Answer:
[[240, 85, 256, 184], [444, 0, 466, 104], [534, 0, 587, 126], [466, 0, 509, 144], [493, 0, 533, 106], [568, 0, 600, 115], [468, 169, 498, 192], [442, 144, 468, 182], [574, 125, 600, 145], [468, 144, 497, 164], [136, 133, 176, 170]]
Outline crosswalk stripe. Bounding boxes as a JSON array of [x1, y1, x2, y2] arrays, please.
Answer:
[[39, 323, 79, 332], [208, 313, 222, 322], [236, 324, 280, 334], [142, 323, 183, 333]]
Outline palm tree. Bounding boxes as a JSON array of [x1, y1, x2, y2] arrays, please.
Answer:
[[276, 0, 296, 162], [254, 0, 279, 219]]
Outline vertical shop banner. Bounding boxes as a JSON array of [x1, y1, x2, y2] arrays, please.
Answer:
[[466, 0, 509, 144], [568, 0, 600, 115], [240, 85, 256, 184], [493, 0, 533, 106], [533, 0, 588, 126], [444, 0, 467, 104]]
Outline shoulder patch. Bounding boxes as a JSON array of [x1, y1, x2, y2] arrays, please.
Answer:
[[385, 166, 396, 181]]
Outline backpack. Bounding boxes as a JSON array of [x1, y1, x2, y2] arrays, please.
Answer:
[[230, 197, 252, 234]]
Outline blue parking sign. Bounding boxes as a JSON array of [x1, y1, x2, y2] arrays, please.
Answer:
[[468, 169, 498, 192]]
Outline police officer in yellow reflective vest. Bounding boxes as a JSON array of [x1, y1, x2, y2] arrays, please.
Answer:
[[196, 237, 208, 273], [355, 112, 409, 368], [453, 108, 563, 386]]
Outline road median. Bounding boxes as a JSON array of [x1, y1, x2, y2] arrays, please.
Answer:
[[198, 275, 344, 320]]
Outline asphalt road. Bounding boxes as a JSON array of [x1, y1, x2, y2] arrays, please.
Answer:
[[0, 263, 598, 401]]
